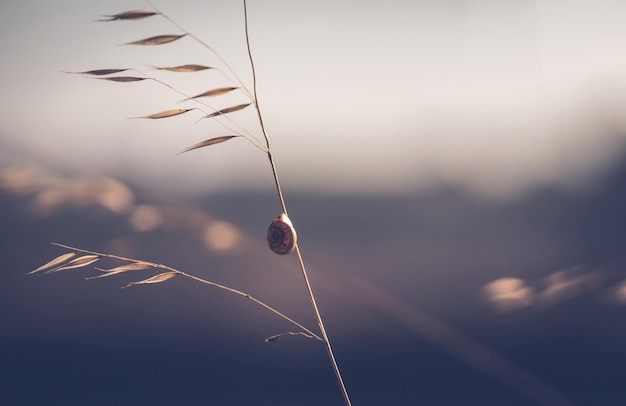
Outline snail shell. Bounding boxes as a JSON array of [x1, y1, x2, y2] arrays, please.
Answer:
[[266, 213, 297, 255]]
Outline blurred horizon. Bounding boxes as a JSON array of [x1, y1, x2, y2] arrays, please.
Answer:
[[2, 1, 626, 199]]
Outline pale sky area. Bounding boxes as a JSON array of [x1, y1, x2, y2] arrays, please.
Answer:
[[2, 0, 626, 199]]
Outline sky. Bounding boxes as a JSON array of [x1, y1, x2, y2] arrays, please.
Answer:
[[2, 0, 626, 199]]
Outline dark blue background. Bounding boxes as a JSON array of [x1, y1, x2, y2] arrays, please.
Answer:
[[3, 149, 626, 405]]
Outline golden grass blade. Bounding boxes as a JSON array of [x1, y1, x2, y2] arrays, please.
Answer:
[[125, 34, 187, 46], [183, 87, 238, 101], [85, 263, 151, 280], [96, 10, 159, 22], [201, 103, 252, 120], [177, 135, 240, 155], [96, 76, 148, 83], [63, 69, 129, 76], [122, 272, 176, 289], [150, 64, 213, 72], [26, 252, 77, 275], [130, 108, 195, 119], [45, 255, 101, 274]]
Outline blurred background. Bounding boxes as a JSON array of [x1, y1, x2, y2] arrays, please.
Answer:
[[2, 1, 626, 405]]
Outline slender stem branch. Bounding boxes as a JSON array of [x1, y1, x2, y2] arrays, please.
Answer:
[[243, 1, 287, 214], [131, 69, 268, 152], [294, 245, 353, 406], [51, 243, 322, 342], [146, 0, 254, 100], [243, 2, 352, 405], [179, 271, 321, 341], [141, 1, 269, 150]]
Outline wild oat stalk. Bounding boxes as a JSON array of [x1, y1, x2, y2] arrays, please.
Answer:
[[34, 1, 353, 405], [29, 242, 322, 342], [241, 3, 353, 404]]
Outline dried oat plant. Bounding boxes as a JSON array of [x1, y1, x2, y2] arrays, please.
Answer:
[[31, 1, 353, 405]]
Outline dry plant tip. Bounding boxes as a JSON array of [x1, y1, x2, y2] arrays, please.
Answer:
[[130, 108, 196, 120], [44, 255, 101, 274], [85, 263, 152, 280], [96, 10, 159, 22], [26, 252, 77, 275], [183, 87, 238, 101], [124, 34, 187, 46], [177, 135, 240, 155], [94, 76, 148, 83], [195, 103, 252, 123], [149, 64, 213, 72], [62, 68, 129, 76], [122, 272, 177, 289]]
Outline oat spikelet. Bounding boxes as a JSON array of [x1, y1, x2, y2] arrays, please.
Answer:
[[183, 87, 238, 101], [122, 272, 177, 289], [45, 255, 101, 274], [130, 109, 196, 119], [178, 136, 240, 155], [85, 263, 152, 280], [96, 10, 159, 22], [27, 252, 77, 275], [125, 34, 187, 46], [150, 64, 213, 72], [196, 103, 252, 122], [96, 76, 148, 83], [63, 68, 129, 76]]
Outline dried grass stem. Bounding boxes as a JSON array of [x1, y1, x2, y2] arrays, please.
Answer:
[[51, 243, 322, 342], [243, 2, 352, 405]]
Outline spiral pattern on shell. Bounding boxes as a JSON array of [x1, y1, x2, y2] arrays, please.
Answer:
[[266, 213, 297, 255]]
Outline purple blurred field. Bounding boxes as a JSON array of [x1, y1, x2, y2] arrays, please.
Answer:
[[2, 150, 626, 405]]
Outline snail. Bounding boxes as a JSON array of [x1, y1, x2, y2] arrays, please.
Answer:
[[266, 213, 297, 255]]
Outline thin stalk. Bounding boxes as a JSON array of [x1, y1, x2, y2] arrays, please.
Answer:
[[180, 271, 322, 341], [51, 243, 322, 342], [294, 245, 352, 406], [243, 2, 352, 405], [241, 4, 286, 213]]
